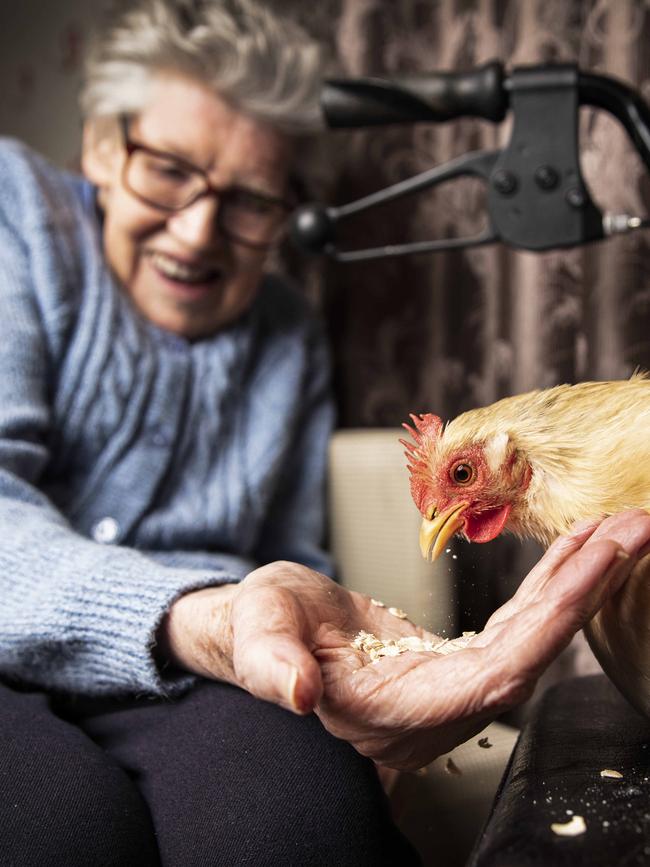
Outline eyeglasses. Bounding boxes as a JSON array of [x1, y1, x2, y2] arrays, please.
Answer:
[[119, 116, 293, 249]]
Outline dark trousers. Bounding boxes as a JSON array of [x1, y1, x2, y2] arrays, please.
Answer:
[[0, 679, 421, 867]]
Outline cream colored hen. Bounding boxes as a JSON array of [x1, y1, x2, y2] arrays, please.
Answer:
[[403, 374, 650, 717]]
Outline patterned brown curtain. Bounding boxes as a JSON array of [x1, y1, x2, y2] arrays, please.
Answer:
[[286, 0, 650, 682], [300, 0, 650, 424]]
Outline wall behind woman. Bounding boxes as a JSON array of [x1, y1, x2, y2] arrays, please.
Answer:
[[0, 0, 101, 168]]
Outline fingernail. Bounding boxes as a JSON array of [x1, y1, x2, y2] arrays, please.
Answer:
[[604, 549, 632, 596], [287, 666, 310, 715]]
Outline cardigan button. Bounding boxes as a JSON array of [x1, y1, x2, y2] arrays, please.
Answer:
[[92, 517, 121, 544]]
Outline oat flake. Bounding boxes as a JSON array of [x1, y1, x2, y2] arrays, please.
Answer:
[[550, 815, 586, 836], [445, 757, 462, 776], [600, 769, 623, 779]]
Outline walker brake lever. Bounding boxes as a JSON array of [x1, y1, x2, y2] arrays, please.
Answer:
[[290, 149, 499, 263]]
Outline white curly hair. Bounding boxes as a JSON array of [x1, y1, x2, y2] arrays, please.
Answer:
[[80, 0, 326, 134]]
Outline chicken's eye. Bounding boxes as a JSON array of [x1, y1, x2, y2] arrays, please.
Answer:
[[450, 462, 475, 486]]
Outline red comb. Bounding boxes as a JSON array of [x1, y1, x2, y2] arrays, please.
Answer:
[[401, 413, 443, 443], [400, 413, 444, 507]]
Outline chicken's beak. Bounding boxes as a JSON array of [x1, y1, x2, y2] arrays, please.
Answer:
[[419, 502, 468, 561]]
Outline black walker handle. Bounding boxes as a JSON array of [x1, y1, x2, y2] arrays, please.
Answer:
[[322, 60, 507, 127]]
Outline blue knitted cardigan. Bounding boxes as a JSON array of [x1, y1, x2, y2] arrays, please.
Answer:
[[0, 138, 334, 697]]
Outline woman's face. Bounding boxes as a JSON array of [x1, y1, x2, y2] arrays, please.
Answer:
[[82, 74, 293, 339]]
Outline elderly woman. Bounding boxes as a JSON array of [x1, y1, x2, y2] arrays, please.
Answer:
[[1, 1, 649, 865]]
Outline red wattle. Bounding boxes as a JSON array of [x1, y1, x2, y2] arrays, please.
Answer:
[[464, 504, 512, 543]]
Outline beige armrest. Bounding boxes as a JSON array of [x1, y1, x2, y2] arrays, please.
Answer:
[[393, 721, 519, 866], [328, 428, 456, 634]]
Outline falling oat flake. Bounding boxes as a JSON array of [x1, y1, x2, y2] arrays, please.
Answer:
[[550, 815, 587, 836], [388, 607, 408, 619], [370, 598, 385, 607], [445, 757, 462, 776], [600, 769, 623, 779]]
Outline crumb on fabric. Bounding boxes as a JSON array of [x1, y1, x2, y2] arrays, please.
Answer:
[[550, 815, 587, 836], [445, 757, 462, 776]]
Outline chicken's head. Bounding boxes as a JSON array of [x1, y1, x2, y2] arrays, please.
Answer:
[[401, 413, 532, 561]]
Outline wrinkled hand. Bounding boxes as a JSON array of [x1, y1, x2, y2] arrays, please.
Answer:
[[160, 510, 650, 771], [315, 509, 650, 769], [160, 560, 415, 713]]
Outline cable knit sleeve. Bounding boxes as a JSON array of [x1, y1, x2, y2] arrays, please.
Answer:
[[0, 199, 236, 698], [253, 312, 336, 577]]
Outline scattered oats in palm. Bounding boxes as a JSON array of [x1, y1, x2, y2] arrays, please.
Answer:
[[550, 815, 586, 836], [445, 757, 462, 776], [351, 630, 475, 662], [388, 607, 408, 619], [352, 630, 440, 662], [478, 737, 492, 749], [370, 598, 385, 607], [600, 769, 623, 779]]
